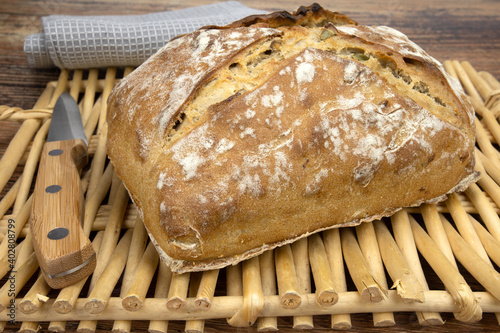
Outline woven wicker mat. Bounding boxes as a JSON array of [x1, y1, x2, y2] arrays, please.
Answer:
[[0, 61, 500, 332]]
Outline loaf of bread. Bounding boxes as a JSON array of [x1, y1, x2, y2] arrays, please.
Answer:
[[107, 4, 478, 273]]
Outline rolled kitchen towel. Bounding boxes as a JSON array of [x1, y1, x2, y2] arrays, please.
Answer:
[[24, 1, 267, 69]]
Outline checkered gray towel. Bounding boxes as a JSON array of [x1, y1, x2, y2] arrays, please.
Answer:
[[24, 1, 267, 69]]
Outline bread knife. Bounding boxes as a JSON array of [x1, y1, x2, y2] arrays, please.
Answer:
[[30, 92, 96, 289]]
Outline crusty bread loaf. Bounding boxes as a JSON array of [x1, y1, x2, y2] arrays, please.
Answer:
[[107, 4, 478, 273]]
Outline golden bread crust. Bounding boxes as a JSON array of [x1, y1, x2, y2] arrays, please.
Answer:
[[107, 5, 478, 273]]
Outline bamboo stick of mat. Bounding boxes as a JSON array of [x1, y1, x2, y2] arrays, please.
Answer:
[[477, 72, 500, 112], [0, 231, 25, 270], [488, 97, 500, 119], [18, 321, 40, 333], [470, 96, 500, 144], [275, 244, 301, 309], [475, 146, 490, 176], [481, 70, 500, 90], [227, 256, 264, 327], [98, 67, 117, 131], [84, 133, 101, 155], [476, 148, 500, 186], [391, 211, 443, 325], [291, 238, 314, 329], [48, 321, 66, 332], [18, 272, 51, 314], [0, 105, 47, 121], [257, 250, 278, 331], [225, 263, 243, 326], [442, 219, 500, 301], [0, 195, 32, 262], [108, 171, 124, 206], [458, 61, 500, 126], [461, 61, 493, 101], [407, 197, 497, 215], [112, 215, 148, 332], [308, 233, 338, 306], [480, 71, 500, 116], [123, 66, 135, 80], [226, 263, 243, 295], [474, 159, 500, 210], [13, 232, 34, 275], [83, 162, 114, 236], [475, 114, 500, 164], [13, 119, 50, 214], [449, 213, 500, 326], [470, 216, 500, 267], [63, 230, 106, 333], [47, 69, 69, 109], [86, 122, 109, 198], [466, 215, 500, 325], [0, 177, 20, 222], [0, 116, 40, 194], [0, 78, 55, 194], [121, 241, 159, 311], [323, 229, 351, 329], [355, 222, 396, 327], [448, 60, 500, 164], [185, 314, 205, 333], [438, 214, 462, 265], [81, 69, 98, 125], [90, 180, 129, 291], [374, 220, 424, 303], [465, 183, 500, 241], [194, 268, 220, 310], [72, 78, 109, 95], [445, 192, 492, 264], [83, 99, 101, 156], [340, 228, 385, 302], [3, 291, 500, 323], [430, 209, 488, 326], [0, 241, 23, 283], [448, 60, 483, 102], [454, 191, 498, 213], [166, 272, 191, 311], [83, 95, 101, 145], [69, 69, 83, 100], [52, 232, 104, 314], [76, 231, 131, 332], [0, 252, 38, 311], [148, 261, 173, 333], [185, 272, 204, 333], [482, 124, 497, 144], [409, 218, 482, 322], [85, 229, 133, 314]]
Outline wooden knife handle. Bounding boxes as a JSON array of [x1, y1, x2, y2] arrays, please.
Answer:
[[30, 138, 96, 289]]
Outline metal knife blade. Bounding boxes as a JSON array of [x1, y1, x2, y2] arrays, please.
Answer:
[[30, 92, 96, 289], [47, 92, 88, 145]]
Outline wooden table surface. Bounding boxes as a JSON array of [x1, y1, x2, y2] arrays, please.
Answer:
[[1, 0, 500, 332]]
